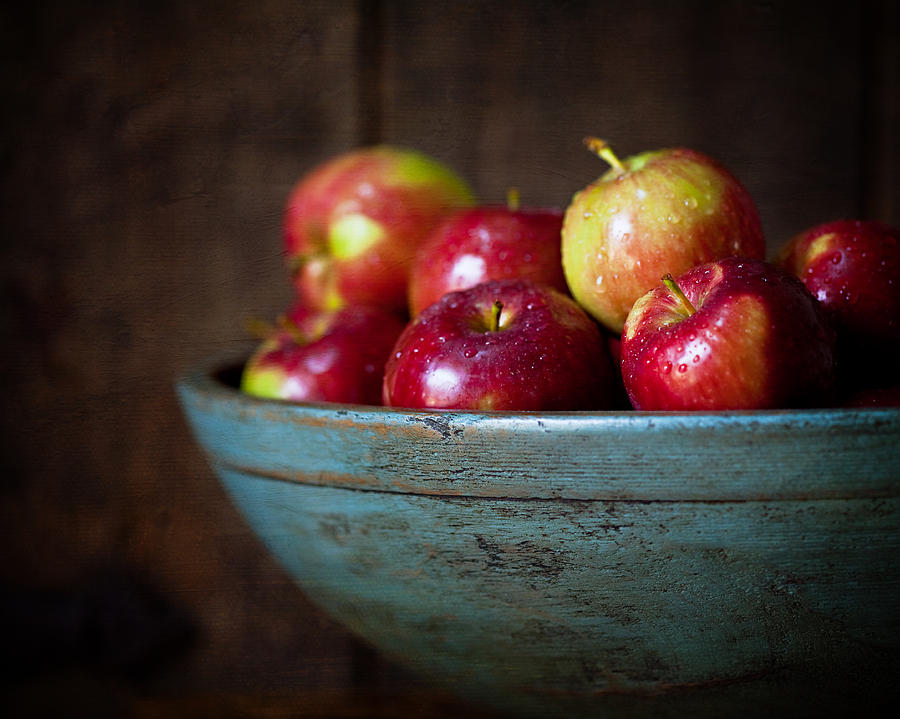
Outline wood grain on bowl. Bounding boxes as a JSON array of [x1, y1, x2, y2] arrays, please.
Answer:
[[177, 358, 900, 717]]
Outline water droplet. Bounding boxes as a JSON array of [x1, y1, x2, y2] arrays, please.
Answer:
[[684, 196, 698, 209], [677, 364, 688, 373], [595, 275, 604, 286], [668, 213, 681, 224], [692, 354, 700, 363], [437, 335, 446, 343], [831, 252, 842, 264], [662, 361, 672, 374], [464, 347, 478, 358]]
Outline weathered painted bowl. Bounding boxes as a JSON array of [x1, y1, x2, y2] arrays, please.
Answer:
[[178, 357, 900, 717]]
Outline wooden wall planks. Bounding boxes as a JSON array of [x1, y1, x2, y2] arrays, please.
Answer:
[[0, 0, 897, 713], [379, 0, 894, 249]]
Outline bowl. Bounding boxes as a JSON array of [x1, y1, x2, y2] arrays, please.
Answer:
[[177, 357, 900, 717]]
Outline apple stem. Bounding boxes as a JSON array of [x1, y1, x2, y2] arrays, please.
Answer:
[[506, 187, 520, 212], [277, 315, 308, 345], [661, 274, 696, 316], [490, 300, 504, 332], [583, 137, 626, 177], [246, 316, 276, 340]]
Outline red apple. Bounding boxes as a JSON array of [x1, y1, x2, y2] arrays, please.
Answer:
[[383, 279, 619, 411], [562, 138, 765, 333], [620, 257, 836, 411], [407, 191, 567, 317], [774, 219, 900, 385], [241, 303, 406, 405], [284, 146, 475, 314]]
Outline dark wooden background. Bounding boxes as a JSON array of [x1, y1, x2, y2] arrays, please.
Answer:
[[2, 1, 897, 716]]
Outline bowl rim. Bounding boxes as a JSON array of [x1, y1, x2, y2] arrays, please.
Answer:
[[179, 352, 900, 422], [177, 354, 900, 502]]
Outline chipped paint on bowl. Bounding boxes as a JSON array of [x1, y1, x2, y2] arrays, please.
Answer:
[[178, 358, 900, 717]]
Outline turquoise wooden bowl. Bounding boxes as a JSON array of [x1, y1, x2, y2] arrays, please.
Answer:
[[178, 357, 900, 717]]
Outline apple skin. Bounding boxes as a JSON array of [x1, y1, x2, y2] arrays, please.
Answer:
[[407, 204, 567, 317], [241, 303, 406, 405], [562, 141, 765, 334], [284, 146, 475, 314], [620, 257, 837, 411], [383, 279, 619, 411], [773, 219, 900, 387]]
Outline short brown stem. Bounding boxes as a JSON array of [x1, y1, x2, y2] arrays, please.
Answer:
[[246, 316, 276, 340], [277, 315, 308, 345], [583, 137, 626, 176], [506, 187, 520, 212]]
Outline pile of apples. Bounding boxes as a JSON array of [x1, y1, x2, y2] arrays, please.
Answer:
[[241, 141, 900, 411]]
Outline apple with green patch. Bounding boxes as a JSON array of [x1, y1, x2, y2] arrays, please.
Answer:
[[383, 278, 619, 411], [284, 146, 475, 314], [241, 303, 405, 405], [407, 189, 567, 317], [620, 257, 836, 411], [562, 138, 765, 334]]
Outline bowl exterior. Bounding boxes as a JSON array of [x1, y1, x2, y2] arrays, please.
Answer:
[[178, 362, 900, 716]]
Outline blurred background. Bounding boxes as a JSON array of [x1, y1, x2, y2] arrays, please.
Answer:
[[1, 0, 897, 716]]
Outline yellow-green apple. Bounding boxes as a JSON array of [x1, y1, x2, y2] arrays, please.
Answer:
[[241, 303, 405, 405], [284, 146, 475, 314], [774, 219, 900, 388], [383, 279, 619, 411], [620, 257, 836, 410], [562, 138, 766, 334], [407, 192, 567, 317]]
